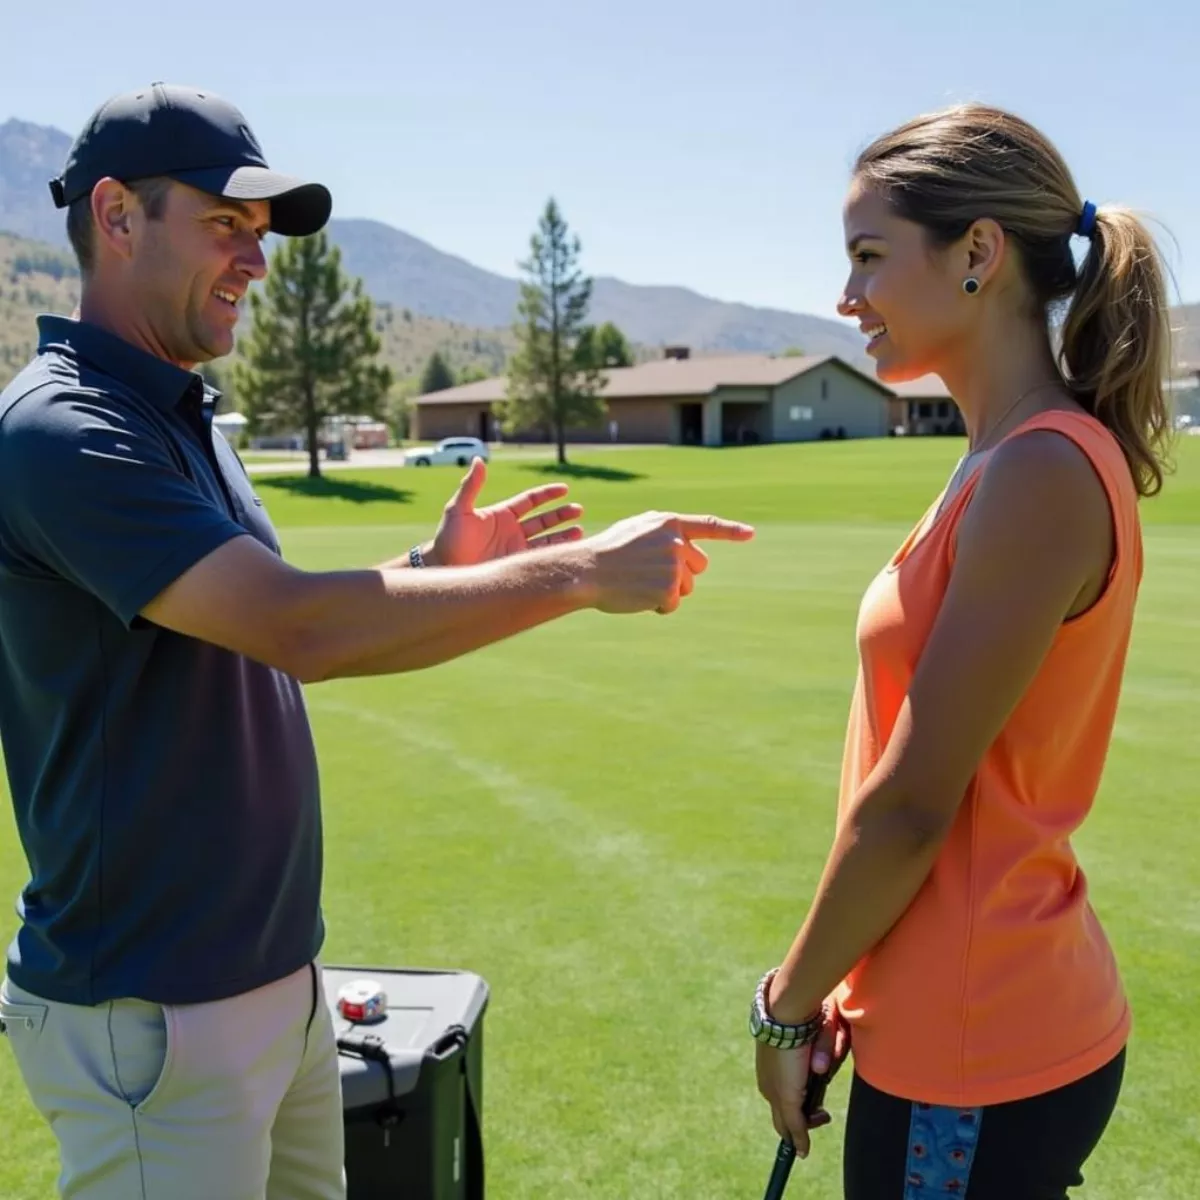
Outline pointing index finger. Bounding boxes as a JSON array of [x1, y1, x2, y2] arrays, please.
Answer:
[[673, 514, 756, 542]]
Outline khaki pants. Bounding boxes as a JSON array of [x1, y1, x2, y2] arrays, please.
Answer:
[[0, 962, 346, 1200]]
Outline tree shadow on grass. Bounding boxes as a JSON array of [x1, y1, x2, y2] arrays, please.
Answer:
[[255, 475, 414, 505], [518, 461, 645, 483]]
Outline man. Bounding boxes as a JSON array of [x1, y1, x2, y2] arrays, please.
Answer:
[[0, 84, 753, 1200]]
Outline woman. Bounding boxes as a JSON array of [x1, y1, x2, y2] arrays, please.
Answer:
[[751, 103, 1173, 1198]]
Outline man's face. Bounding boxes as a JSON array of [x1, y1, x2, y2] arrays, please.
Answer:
[[130, 182, 270, 368]]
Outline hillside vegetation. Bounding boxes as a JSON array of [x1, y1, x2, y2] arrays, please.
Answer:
[[0, 234, 79, 381], [0, 231, 515, 392], [3, 221, 1196, 408]]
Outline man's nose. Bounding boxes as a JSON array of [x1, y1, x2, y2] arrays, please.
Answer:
[[238, 239, 268, 281]]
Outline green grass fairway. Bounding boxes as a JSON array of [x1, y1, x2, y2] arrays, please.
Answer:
[[2, 437, 1198, 1197]]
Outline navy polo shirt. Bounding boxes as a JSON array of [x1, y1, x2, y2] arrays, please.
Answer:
[[0, 315, 324, 1005]]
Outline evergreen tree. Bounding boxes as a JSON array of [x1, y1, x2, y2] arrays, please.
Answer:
[[233, 233, 392, 478], [576, 320, 634, 369], [501, 199, 606, 464], [197, 360, 233, 404], [386, 378, 416, 442], [420, 351, 456, 394]]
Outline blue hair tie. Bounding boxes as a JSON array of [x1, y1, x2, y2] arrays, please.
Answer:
[[1077, 200, 1097, 238]]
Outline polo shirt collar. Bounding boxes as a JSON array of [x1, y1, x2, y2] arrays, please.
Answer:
[[36, 314, 207, 411]]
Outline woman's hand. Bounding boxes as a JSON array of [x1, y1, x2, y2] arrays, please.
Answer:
[[755, 1002, 850, 1158], [806, 1003, 851, 1129], [757, 1039, 816, 1157]]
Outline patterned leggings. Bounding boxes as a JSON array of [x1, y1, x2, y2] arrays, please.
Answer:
[[842, 1049, 1125, 1199]]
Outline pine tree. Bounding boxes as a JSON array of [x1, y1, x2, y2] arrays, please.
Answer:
[[197, 360, 233, 404], [577, 320, 634, 369], [501, 199, 606, 465], [420, 351, 456, 394], [233, 233, 392, 478]]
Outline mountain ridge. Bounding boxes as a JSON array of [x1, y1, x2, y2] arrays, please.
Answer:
[[2, 115, 1195, 373], [0, 116, 867, 361]]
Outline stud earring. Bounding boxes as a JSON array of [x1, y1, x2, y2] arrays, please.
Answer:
[[963, 277, 981, 296]]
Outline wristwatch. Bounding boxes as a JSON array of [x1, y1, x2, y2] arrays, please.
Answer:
[[408, 545, 426, 568], [749, 969, 826, 1050]]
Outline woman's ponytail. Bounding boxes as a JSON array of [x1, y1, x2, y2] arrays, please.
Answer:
[[1058, 206, 1174, 497]]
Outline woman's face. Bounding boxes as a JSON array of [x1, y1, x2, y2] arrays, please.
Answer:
[[837, 178, 974, 383]]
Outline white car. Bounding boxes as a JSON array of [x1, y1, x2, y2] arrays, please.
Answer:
[[402, 437, 490, 467]]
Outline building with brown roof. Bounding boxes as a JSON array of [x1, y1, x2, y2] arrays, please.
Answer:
[[884, 374, 965, 436], [413, 347, 895, 446]]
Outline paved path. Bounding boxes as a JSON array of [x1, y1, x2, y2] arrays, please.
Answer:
[[242, 444, 660, 474], [244, 449, 409, 474]]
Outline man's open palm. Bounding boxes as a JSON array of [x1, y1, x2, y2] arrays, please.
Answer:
[[431, 457, 585, 567]]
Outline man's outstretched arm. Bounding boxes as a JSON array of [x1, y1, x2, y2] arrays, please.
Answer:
[[0, 393, 752, 684], [141, 510, 753, 682]]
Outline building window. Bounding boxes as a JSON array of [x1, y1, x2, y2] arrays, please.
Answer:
[[820, 379, 829, 400], [936, 401, 950, 418], [918, 402, 932, 418], [790, 406, 813, 422]]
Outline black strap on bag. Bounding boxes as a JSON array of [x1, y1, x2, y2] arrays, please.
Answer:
[[337, 1030, 404, 1140]]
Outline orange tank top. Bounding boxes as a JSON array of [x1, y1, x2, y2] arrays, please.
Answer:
[[834, 410, 1139, 1108]]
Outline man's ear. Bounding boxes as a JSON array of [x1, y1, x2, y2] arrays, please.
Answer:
[[90, 178, 137, 263]]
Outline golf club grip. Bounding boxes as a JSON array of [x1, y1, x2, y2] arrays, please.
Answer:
[[803, 1066, 832, 1119], [761, 1068, 834, 1199]]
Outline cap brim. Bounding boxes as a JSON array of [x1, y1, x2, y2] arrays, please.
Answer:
[[167, 165, 332, 237]]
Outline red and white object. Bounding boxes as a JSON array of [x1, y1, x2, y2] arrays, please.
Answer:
[[336, 979, 388, 1024]]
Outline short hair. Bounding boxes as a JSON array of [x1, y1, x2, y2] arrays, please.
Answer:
[[66, 176, 175, 277]]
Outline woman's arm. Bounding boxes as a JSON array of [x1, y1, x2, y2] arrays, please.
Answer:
[[767, 430, 1116, 1024]]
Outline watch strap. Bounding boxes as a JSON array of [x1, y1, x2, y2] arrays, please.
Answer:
[[749, 969, 826, 1050]]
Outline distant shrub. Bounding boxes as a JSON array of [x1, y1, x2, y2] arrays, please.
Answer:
[[12, 251, 78, 282]]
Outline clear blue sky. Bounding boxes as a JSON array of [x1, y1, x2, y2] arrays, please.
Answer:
[[3, 0, 1196, 322]]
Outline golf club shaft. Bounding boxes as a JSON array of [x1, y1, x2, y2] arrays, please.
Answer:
[[762, 1139, 796, 1200]]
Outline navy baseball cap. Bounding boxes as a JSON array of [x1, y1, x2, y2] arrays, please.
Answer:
[[49, 83, 332, 237]]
